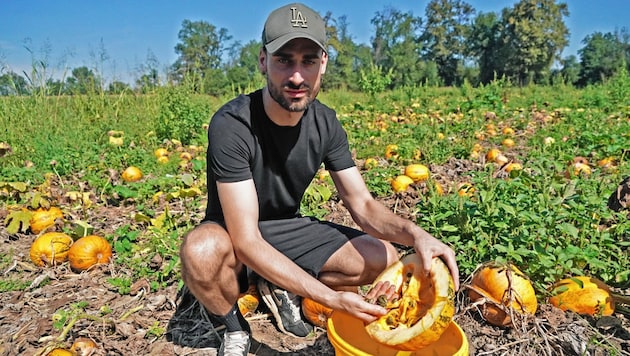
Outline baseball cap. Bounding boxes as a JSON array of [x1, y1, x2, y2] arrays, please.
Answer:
[[262, 3, 327, 54]]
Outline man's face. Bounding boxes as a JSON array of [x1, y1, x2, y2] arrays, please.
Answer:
[[260, 38, 327, 112]]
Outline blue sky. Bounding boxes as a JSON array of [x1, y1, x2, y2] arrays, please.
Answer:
[[1, 1, 628, 83]]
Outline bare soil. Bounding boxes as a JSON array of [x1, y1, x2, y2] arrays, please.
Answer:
[[1, 157, 629, 355]]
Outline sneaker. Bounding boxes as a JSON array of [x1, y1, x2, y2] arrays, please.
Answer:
[[257, 279, 313, 337], [218, 330, 251, 356]]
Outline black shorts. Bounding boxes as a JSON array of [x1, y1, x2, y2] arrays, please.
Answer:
[[202, 216, 365, 292]]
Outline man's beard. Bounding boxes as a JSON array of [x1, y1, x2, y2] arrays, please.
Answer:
[[267, 79, 314, 112]]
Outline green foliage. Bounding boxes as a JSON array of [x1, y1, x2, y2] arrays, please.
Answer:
[[300, 180, 334, 219], [359, 63, 393, 96], [155, 83, 211, 145]]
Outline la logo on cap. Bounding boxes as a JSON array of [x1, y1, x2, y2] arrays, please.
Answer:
[[290, 7, 308, 28]]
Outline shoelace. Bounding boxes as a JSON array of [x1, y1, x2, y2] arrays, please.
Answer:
[[222, 331, 250, 355]]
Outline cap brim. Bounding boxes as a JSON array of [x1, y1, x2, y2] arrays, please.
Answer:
[[265, 32, 327, 54]]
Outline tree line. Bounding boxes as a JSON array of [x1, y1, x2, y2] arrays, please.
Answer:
[[1, 0, 629, 96]]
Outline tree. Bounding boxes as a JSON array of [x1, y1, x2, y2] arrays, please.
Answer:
[[556, 55, 580, 85], [323, 13, 363, 90], [108, 81, 131, 94], [0, 71, 29, 96], [225, 40, 265, 92], [135, 50, 161, 93], [171, 20, 232, 87], [422, 0, 475, 86], [500, 0, 570, 84], [578, 30, 627, 85], [65, 66, 101, 94], [468, 11, 506, 84], [370, 7, 424, 88]]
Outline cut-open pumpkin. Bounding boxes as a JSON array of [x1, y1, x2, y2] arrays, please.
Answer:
[[364, 254, 455, 351]]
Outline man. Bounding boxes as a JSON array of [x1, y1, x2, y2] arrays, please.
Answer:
[[179, 3, 460, 355]]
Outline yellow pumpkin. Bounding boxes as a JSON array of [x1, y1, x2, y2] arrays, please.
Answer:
[[391, 175, 414, 193], [365, 254, 455, 351], [237, 284, 260, 316], [384, 144, 399, 160], [467, 262, 537, 326], [404, 164, 430, 183], [30, 232, 73, 267], [121, 166, 143, 182], [154, 147, 169, 159], [30, 206, 63, 234], [485, 148, 502, 163], [548, 276, 614, 316], [67, 235, 112, 271], [302, 297, 333, 329], [364, 158, 378, 170]]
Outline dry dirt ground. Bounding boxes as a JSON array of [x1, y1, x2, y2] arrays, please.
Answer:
[[1, 158, 629, 355]]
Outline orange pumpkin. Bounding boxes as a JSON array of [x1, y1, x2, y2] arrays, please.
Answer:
[[70, 337, 98, 356], [30, 232, 73, 267], [467, 262, 537, 326], [30, 207, 63, 234], [365, 254, 455, 351], [237, 284, 260, 316], [302, 297, 333, 329], [67, 235, 112, 271], [548, 276, 615, 316]]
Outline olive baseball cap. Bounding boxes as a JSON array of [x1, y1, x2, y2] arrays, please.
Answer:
[[262, 3, 327, 53]]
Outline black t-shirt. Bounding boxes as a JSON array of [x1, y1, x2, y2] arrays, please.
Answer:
[[204, 89, 355, 221]]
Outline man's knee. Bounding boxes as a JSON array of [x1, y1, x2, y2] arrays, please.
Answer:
[[180, 223, 232, 269]]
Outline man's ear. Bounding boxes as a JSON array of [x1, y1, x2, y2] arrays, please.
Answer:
[[320, 51, 328, 75], [259, 48, 267, 75]]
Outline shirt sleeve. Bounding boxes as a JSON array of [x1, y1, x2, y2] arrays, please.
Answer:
[[207, 111, 254, 183], [323, 112, 355, 172]]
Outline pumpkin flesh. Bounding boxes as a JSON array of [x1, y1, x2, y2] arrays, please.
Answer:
[[365, 254, 455, 351]]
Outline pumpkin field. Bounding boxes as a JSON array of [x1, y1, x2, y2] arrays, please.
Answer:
[[1, 76, 630, 355]]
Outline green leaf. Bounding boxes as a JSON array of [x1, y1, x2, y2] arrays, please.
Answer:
[[4, 210, 32, 234]]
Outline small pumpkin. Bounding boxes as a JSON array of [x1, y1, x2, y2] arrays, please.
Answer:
[[46, 349, 74, 356], [391, 175, 414, 193], [70, 337, 98, 356], [30, 207, 63, 234], [404, 164, 430, 183], [302, 297, 333, 329], [384, 144, 399, 160], [365, 254, 455, 351], [30, 232, 73, 267], [485, 148, 502, 163], [121, 166, 143, 182], [237, 284, 260, 316], [67, 235, 112, 271], [154, 148, 169, 159], [467, 262, 537, 326], [548, 276, 615, 316]]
